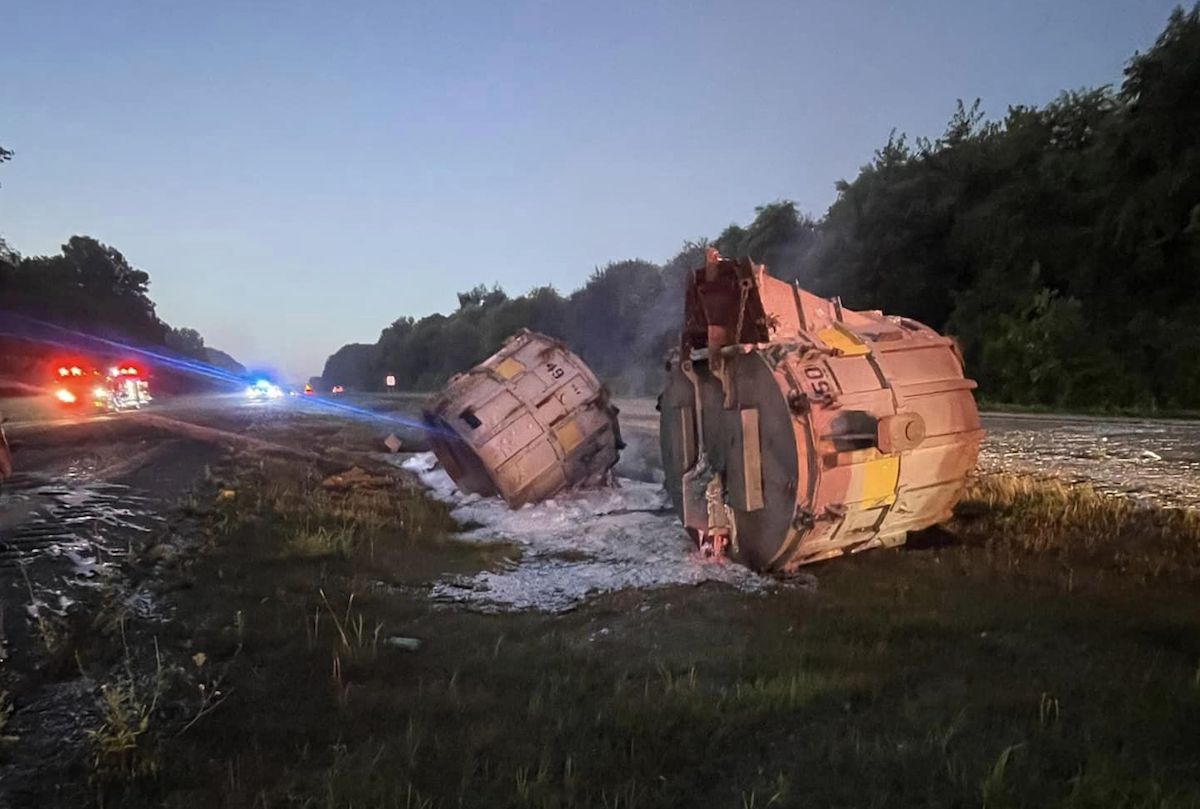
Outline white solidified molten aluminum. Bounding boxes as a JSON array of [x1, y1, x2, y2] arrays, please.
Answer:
[[400, 452, 768, 613]]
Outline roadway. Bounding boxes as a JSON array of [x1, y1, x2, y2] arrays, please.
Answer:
[[5, 391, 1200, 513]]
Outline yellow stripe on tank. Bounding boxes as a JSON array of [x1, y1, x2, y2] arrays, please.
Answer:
[[854, 455, 899, 505], [817, 325, 870, 357]]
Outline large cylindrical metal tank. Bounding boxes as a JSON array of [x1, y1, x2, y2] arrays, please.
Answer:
[[660, 250, 983, 573], [424, 329, 623, 508]]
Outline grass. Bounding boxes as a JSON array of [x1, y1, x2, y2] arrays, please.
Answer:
[[17, 562, 79, 674], [88, 679, 161, 783], [317, 588, 383, 663], [15, 440, 1200, 808], [127, 456, 1199, 808], [976, 398, 1200, 421], [954, 472, 1200, 582], [87, 642, 165, 787], [0, 691, 15, 745], [289, 524, 358, 558], [207, 456, 459, 565]]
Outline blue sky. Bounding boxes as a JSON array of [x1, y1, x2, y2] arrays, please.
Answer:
[[0, 0, 1182, 379]]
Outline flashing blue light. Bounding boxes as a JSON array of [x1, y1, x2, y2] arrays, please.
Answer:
[[0, 311, 440, 435]]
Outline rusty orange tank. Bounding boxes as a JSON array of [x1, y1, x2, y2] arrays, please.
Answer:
[[425, 330, 622, 508], [659, 249, 983, 573]]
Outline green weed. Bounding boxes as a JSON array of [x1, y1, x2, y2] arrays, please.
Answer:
[[88, 656, 164, 783]]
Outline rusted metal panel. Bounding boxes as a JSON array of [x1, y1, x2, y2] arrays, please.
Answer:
[[660, 249, 984, 573], [425, 330, 623, 508]]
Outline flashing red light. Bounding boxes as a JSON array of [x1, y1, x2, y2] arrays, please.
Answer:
[[58, 367, 70, 377]]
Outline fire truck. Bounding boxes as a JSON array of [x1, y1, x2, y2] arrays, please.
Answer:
[[51, 360, 151, 411]]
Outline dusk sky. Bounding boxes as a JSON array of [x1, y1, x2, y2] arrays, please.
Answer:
[[1, 0, 1182, 380]]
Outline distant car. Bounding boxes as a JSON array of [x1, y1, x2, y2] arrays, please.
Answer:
[[331, 385, 344, 395], [303, 384, 314, 396], [246, 379, 283, 401]]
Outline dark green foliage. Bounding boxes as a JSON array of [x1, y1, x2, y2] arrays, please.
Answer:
[[165, 326, 206, 358], [327, 6, 1200, 409], [325, 267, 678, 393], [0, 230, 233, 386], [320, 342, 377, 391], [1, 149, 226, 379], [2, 235, 170, 345], [815, 6, 1200, 410], [202, 346, 246, 376]]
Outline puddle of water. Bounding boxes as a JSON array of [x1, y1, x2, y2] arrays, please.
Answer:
[[398, 453, 770, 613]]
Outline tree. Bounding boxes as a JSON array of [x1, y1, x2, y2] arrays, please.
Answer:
[[320, 343, 377, 390], [315, 5, 1200, 409], [166, 327, 206, 357]]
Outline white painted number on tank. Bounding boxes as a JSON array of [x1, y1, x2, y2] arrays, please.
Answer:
[[546, 362, 565, 380], [803, 364, 834, 398]]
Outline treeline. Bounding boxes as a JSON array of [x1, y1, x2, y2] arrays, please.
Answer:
[[323, 255, 696, 394], [805, 5, 1200, 410], [0, 232, 243, 387], [324, 6, 1200, 411]]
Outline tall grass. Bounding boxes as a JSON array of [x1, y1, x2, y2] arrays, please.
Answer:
[[954, 473, 1200, 581]]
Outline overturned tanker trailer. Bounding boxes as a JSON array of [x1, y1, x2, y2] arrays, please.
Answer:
[[424, 329, 623, 508], [659, 249, 983, 573]]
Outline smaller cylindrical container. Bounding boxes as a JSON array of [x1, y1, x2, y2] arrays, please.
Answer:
[[424, 330, 623, 508]]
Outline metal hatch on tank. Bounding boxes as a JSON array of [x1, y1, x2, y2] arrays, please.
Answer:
[[423, 329, 623, 508], [658, 248, 984, 573]]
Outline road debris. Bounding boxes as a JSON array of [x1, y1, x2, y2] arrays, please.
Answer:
[[320, 467, 390, 491]]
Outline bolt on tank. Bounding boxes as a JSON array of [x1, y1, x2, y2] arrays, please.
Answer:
[[424, 329, 623, 508], [659, 249, 984, 573]]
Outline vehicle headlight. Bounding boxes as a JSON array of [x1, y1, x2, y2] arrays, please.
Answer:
[[94, 386, 110, 399], [56, 388, 77, 403]]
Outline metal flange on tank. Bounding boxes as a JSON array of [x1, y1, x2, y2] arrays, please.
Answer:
[[659, 249, 984, 573], [424, 330, 623, 508]]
